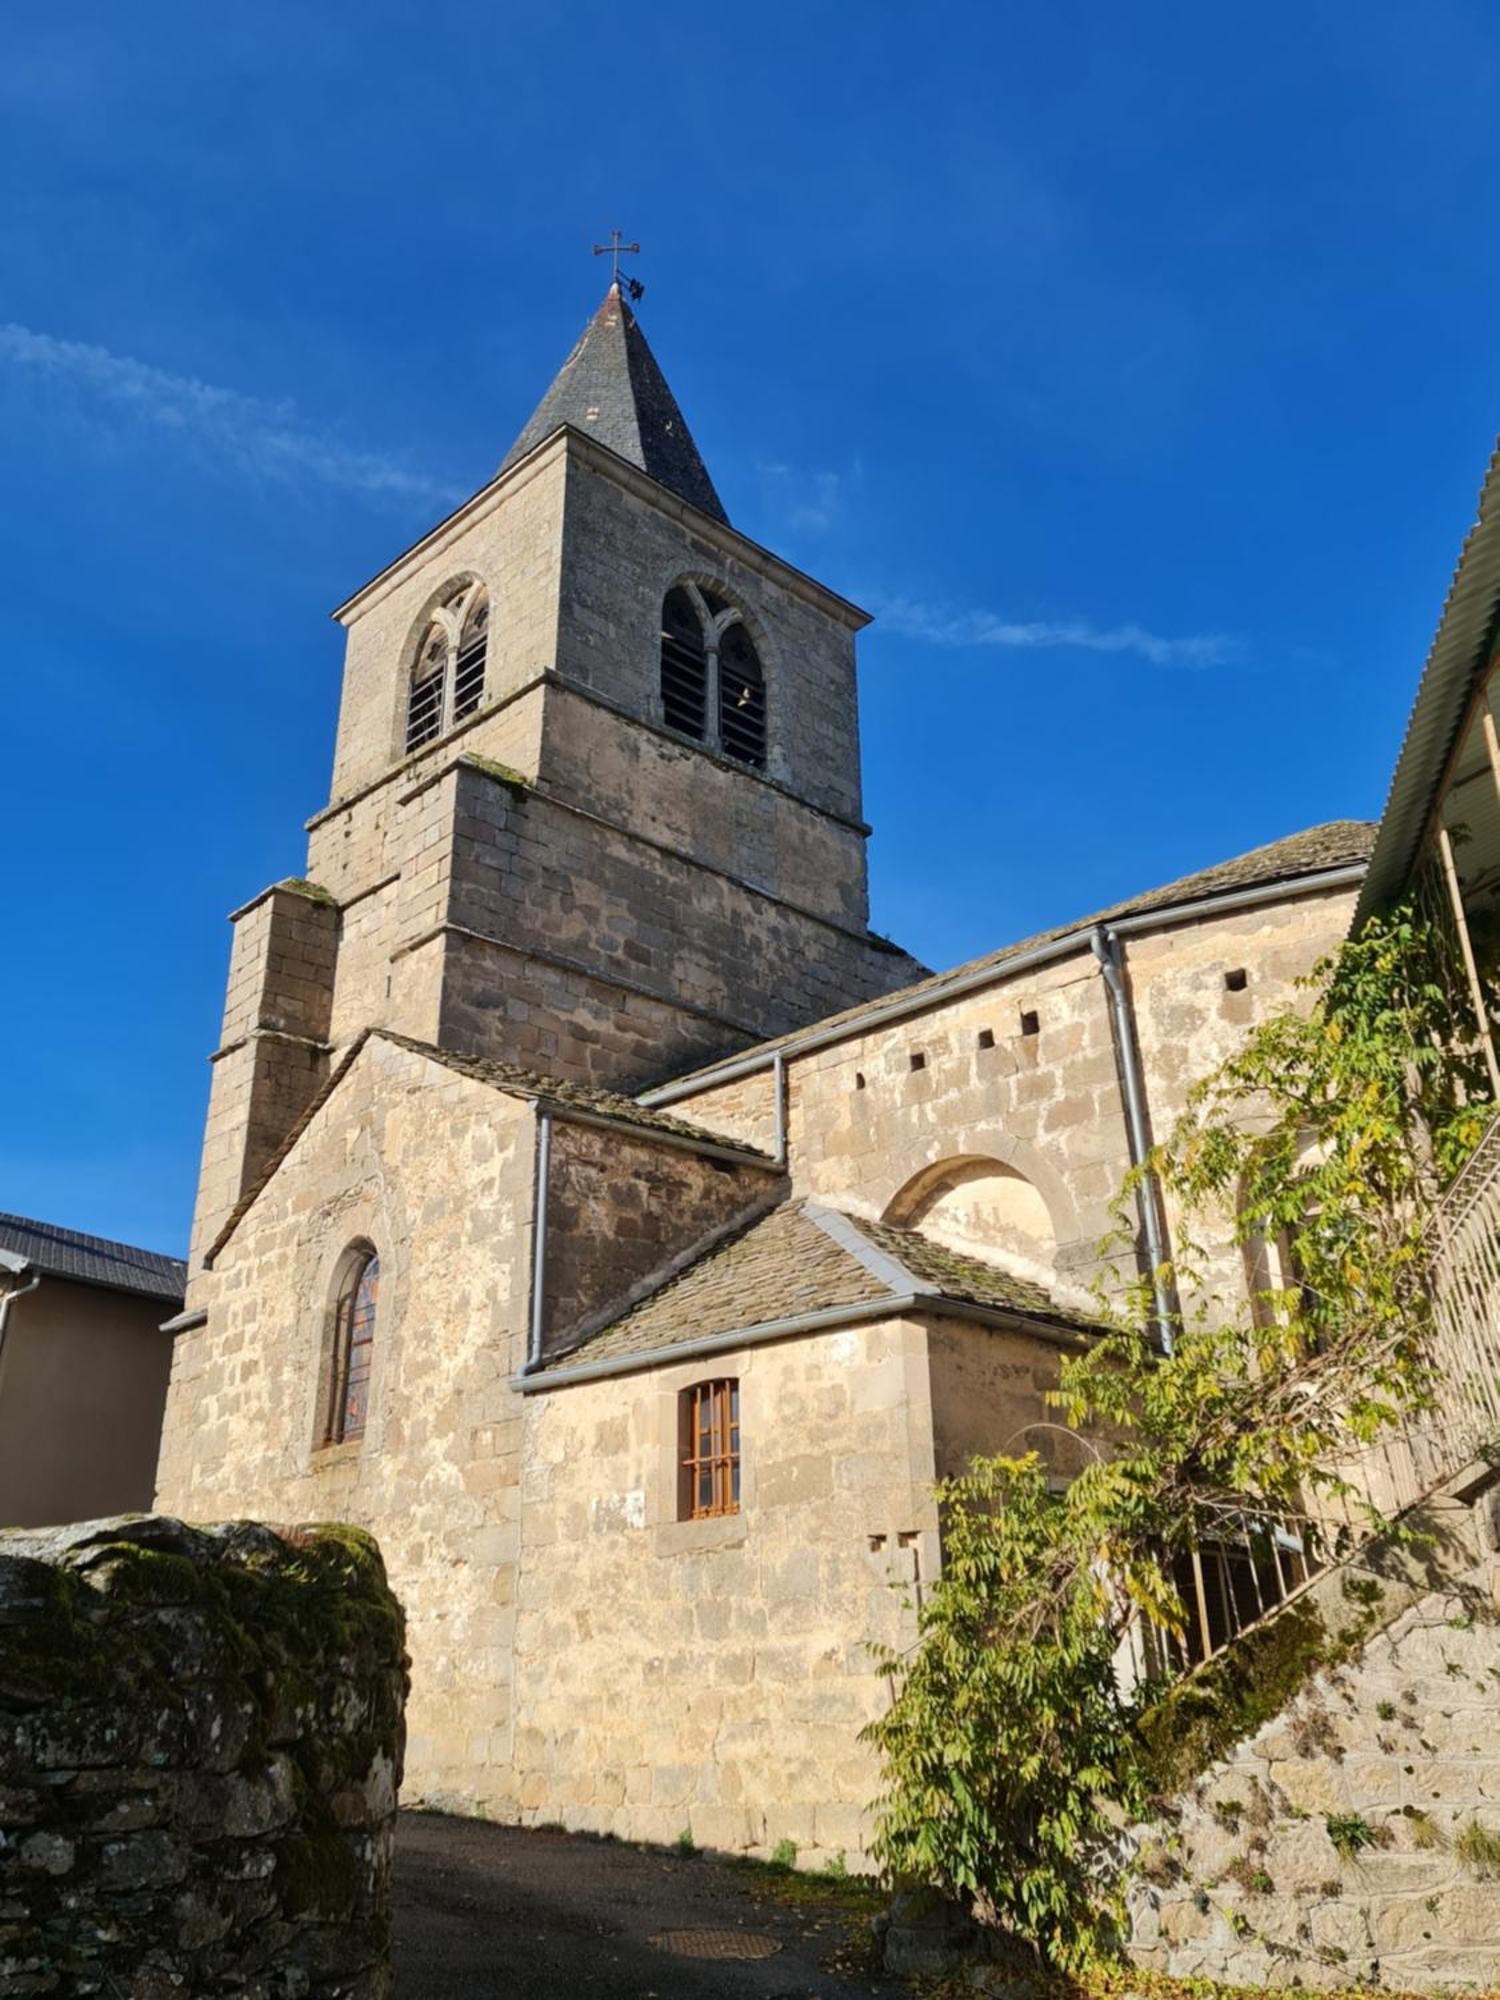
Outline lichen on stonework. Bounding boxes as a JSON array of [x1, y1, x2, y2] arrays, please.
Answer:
[[460, 754, 530, 796], [276, 876, 337, 904]]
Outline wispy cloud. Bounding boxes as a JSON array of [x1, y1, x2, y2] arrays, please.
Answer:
[[0, 322, 463, 509], [757, 460, 852, 534], [872, 594, 1244, 669]]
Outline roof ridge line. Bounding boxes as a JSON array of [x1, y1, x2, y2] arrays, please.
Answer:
[[800, 1201, 938, 1298]]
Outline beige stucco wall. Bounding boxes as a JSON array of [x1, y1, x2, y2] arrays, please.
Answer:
[[0, 1279, 175, 1527]]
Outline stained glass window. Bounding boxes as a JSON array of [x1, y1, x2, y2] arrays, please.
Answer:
[[329, 1249, 379, 1444]]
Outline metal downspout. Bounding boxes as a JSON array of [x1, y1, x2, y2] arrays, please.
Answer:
[[1090, 925, 1175, 1352], [0, 1263, 41, 1381], [772, 1051, 788, 1167], [526, 1108, 553, 1372]]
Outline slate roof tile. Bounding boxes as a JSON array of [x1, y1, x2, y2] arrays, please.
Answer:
[[501, 284, 728, 524], [206, 1029, 774, 1267], [537, 1199, 1097, 1376], [0, 1213, 186, 1304]]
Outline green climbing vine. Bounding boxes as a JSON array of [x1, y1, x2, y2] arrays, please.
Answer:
[[863, 905, 1491, 1969]]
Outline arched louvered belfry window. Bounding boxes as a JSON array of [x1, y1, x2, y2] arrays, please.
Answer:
[[453, 590, 489, 722], [660, 586, 709, 739], [326, 1244, 380, 1445], [717, 620, 766, 769], [659, 583, 769, 768], [405, 581, 489, 754]]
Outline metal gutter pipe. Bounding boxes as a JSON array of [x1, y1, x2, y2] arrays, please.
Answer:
[[640, 863, 1369, 1108], [526, 1107, 553, 1372], [512, 1290, 1091, 1394], [1089, 925, 1175, 1351], [0, 1262, 41, 1383]]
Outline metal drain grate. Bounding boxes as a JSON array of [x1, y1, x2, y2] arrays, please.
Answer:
[[649, 1928, 783, 1961]]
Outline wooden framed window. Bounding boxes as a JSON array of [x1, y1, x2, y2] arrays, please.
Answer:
[[679, 1378, 740, 1519], [326, 1246, 380, 1444]]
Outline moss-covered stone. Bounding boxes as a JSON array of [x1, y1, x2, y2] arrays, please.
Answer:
[[460, 753, 530, 798], [277, 877, 338, 905], [0, 1515, 406, 1996]]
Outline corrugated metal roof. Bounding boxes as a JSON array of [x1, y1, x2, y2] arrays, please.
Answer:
[[1356, 441, 1500, 924], [0, 1213, 186, 1304]]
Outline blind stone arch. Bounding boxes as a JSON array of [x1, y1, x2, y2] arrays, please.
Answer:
[[885, 1153, 1059, 1289]]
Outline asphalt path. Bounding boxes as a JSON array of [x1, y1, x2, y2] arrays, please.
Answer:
[[393, 1811, 903, 1998]]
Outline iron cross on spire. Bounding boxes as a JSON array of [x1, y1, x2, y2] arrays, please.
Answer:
[[593, 230, 645, 300]]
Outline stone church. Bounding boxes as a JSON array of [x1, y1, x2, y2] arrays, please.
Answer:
[[155, 281, 1374, 1862]]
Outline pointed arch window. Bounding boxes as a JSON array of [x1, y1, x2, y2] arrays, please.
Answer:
[[657, 584, 767, 769], [405, 582, 489, 754], [326, 1245, 380, 1445]]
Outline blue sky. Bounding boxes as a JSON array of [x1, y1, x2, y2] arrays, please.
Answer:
[[4, 0, 1498, 1254]]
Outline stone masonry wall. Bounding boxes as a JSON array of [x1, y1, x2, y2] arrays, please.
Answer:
[[158, 1037, 536, 1805], [328, 446, 566, 803], [510, 1314, 940, 1865], [554, 445, 867, 826], [190, 883, 338, 1269], [0, 1515, 405, 1999], [668, 886, 1361, 1316], [540, 1119, 778, 1357], [1128, 1484, 1500, 1989]]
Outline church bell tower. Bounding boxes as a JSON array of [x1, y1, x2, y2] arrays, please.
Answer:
[[187, 278, 925, 1264]]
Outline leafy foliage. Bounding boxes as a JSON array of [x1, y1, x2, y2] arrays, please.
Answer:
[[863, 907, 1486, 1967]]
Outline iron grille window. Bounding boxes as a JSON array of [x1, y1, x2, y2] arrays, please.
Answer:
[[405, 583, 489, 753], [680, 1378, 740, 1519], [660, 587, 708, 739], [406, 634, 447, 753], [452, 595, 489, 721], [328, 1248, 379, 1444], [718, 622, 766, 768], [658, 583, 770, 766]]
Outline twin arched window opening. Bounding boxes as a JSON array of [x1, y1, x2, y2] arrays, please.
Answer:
[[660, 585, 766, 769], [325, 1244, 379, 1445], [405, 582, 490, 754]]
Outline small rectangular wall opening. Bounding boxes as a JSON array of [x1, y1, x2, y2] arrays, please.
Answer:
[[977, 1028, 996, 1050], [1224, 967, 1249, 992], [909, 1050, 927, 1072], [1019, 1009, 1040, 1038]]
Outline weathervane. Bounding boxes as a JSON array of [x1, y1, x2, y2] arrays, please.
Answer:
[[593, 230, 645, 301]]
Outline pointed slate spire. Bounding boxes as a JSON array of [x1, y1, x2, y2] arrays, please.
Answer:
[[500, 283, 729, 525]]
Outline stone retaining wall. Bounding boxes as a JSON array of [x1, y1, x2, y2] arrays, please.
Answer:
[[0, 1515, 406, 1997]]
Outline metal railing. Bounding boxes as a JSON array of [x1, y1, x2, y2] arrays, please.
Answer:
[[1139, 1111, 1500, 1675]]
